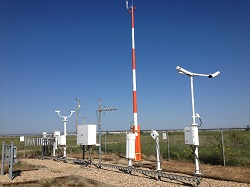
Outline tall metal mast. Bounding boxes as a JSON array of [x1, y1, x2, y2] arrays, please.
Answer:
[[75, 98, 81, 134], [126, 0, 141, 161]]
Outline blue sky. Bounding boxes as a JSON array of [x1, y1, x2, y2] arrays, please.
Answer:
[[0, 0, 249, 134]]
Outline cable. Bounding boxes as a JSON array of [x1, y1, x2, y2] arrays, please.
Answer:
[[198, 118, 202, 127], [190, 145, 204, 177]]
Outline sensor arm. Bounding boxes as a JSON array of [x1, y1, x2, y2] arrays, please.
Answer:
[[55, 110, 75, 119], [176, 66, 220, 78]]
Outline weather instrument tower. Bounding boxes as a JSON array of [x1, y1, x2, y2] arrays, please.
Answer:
[[176, 66, 220, 175], [126, 0, 141, 161], [55, 110, 75, 158]]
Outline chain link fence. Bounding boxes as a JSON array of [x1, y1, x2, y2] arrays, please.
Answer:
[[102, 127, 250, 166], [1, 127, 249, 166]]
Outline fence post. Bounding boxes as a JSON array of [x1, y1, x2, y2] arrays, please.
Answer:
[[24, 136, 26, 158], [167, 131, 170, 161], [1, 142, 5, 175], [221, 129, 226, 166], [9, 142, 14, 180], [104, 132, 106, 154]]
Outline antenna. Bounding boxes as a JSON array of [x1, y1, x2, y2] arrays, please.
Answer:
[[75, 98, 81, 135], [96, 99, 118, 165], [125, 0, 141, 163]]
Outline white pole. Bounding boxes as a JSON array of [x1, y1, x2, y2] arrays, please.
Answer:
[[53, 143, 56, 156], [63, 118, 67, 158], [190, 76, 201, 175], [156, 137, 161, 171], [194, 145, 200, 174], [128, 159, 132, 167], [190, 76, 196, 125]]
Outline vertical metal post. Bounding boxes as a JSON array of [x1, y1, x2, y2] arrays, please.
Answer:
[[156, 137, 161, 171], [131, 6, 138, 130], [81, 145, 85, 160], [221, 129, 226, 166], [98, 99, 102, 165], [53, 138, 56, 157], [104, 132, 106, 154], [167, 131, 170, 161], [190, 76, 201, 175], [63, 118, 67, 158], [9, 142, 14, 180], [126, 0, 141, 161], [24, 136, 26, 158], [75, 98, 80, 134], [190, 76, 196, 126], [1, 142, 5, 175], [42, 137, 44, 155], [194, 146, 200, 174]]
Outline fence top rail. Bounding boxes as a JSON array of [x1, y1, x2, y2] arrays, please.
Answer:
[[104, 127, 248, 133], [0, 127, 248, 137]]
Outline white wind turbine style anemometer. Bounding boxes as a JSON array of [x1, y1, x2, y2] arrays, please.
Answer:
[[55, 110, 75, 158]]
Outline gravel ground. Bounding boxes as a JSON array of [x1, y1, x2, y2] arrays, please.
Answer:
[[0, 159, 249, 187]]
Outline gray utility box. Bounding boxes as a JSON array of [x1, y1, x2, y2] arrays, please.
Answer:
[[184, 126, 199, 146], [77, 124, 96, 145]]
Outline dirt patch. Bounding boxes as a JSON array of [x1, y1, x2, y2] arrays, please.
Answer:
[[1, 175, 115, 187]]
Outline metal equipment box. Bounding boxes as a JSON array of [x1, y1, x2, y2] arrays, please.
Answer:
[[53, 131, 60, 137], [184, 126, 199, 145], [126, 133, 135, 159], [77, 124, 96, 145], [59, 135, 66, 146]]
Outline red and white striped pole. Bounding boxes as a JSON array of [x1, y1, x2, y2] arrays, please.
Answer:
[[127, 0, 141, 161]]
